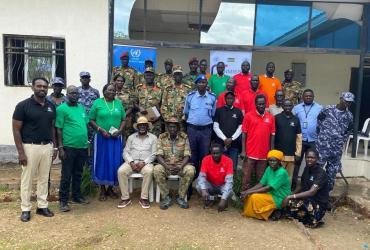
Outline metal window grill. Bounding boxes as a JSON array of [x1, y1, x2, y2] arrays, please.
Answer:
[[3, 35, 65, 86]]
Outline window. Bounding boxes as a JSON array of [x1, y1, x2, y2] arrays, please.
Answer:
[[255, 1, 310, 47], [4, 35, 65, 86]]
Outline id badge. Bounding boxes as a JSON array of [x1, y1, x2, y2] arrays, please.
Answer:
[[303, 121, 308, 129]]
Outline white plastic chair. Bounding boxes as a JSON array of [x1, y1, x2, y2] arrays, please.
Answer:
[[345, 118, 370, 158], [128, 173, 154, 202], [155, 175, 187, 203]]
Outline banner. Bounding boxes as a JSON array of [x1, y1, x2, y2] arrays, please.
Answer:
[[209, 50, 252, 77], [113, 44, 156, 73]]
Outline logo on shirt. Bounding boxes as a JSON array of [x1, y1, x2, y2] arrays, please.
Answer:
[[220, 167, 225, 173], [232, 114, 237, 119], [115, 108, 120, 112], [47, 107, 53, 112], [309, 176, 314, 181], [272, 83, 276, 87], [290, 122, 295, 127], [264, 118, 270, 123]]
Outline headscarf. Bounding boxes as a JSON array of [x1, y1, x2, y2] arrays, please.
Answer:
[[267, 150, 284, 161]]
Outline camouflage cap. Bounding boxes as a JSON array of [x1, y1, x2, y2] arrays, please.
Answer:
[[341, 92, 355, 102], [164, 58, 173, 65], [166, 117, 180, 124], [79, 71, 90, 78], [284, 69, 293, 73], [145, 58, 153, 64], [172, 65, 183, 73], [52, 77, 65, 85], [144, 66, 155, 73]]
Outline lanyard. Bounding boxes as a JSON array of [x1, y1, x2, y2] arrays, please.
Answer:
[[303, 103, 314, 119]]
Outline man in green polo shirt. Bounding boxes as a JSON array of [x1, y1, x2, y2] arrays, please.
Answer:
[[56, 85, 90, 212], [208, 62, 230, 97]]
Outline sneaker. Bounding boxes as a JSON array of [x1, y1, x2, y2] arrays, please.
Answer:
[[71, 197, 90, 204], [175, 196, 189, 209], [117, 199, 132, 208], [159, 195, 172, 210], [139, 198, 150, 209], [59, 202, 71, 212]]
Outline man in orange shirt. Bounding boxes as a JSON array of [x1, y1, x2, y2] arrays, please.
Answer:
[[259, 62, 282, 105]]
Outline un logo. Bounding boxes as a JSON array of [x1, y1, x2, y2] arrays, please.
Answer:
[[131, 49, 141, 58]]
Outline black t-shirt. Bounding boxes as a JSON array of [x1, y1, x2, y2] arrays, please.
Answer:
[[301, 164, 329, 209], [275, 113, 301, 156], [13, 96, 56, 143], [214, 106, 243, 150]]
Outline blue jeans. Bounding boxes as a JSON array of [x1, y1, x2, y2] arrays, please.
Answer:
[[224, 147, 239, 171]]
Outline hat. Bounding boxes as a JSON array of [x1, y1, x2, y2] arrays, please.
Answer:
[[341, 92, 355, 102], [188, 57, 198, 64], [166, 117, 180, 124], [172, 65, 183, 74], [267, 150, 284, 161], [284, 69, 293, 74], [79, 71, 90, 78], [144, 66, 155, 73], [195, 74, 207, 84], [52, 77, 65, 85], [164, 58, 173, 65], [119, 51, 129, 59], [133, 116, 153, 130], [144, 58, 153, 64], [224, 91, 235, 98]]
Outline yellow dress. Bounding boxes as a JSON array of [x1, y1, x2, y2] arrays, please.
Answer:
[[242, 193, 277, 221]]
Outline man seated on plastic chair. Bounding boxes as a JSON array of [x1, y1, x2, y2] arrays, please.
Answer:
[[154, 117, 196, 210], [117, 116, 157, 209], [196, 143, 234, 212]]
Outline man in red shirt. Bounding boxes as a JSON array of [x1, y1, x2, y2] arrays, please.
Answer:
[[216, 78, 244, 111], [196, 143, 234, 212], [242, 75, 269, 114], [242, 94, 275, 191], [233, 60, 253, 94]]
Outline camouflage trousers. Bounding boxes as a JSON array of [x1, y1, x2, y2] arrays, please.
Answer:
[[317, 150, 342, 192], [153, 164, 195, 199]]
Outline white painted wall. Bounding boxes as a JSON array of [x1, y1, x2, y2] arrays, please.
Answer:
[[0, 0, 109, 145]]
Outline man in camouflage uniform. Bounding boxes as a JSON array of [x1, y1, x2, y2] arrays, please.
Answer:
[[77, 71, 100, 113], [114, 73, 138, 138], [161, 65, 191, 130], [153, 117, 196, 209], [137, 59, 160, 87], [112, 51, 138, 90], [282, 69, 303, 105], [316, 92, 354, 191], [136, 66, 163, 136], [183, 57, 199, 90], [157, 58, 174, 90]]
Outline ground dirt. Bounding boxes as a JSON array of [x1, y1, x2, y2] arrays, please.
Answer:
[[0, 190, 369, 250]]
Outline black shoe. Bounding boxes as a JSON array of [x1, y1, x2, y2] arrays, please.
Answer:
[[71, 197, 90, 204], [159, 195, 172, 210], [176, 196, 189, 209], [20, 211, 30, 222], [59, 202, 71, 212], [36, 208, 54, 217]]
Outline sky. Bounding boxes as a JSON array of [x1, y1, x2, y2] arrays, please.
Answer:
[[114, 0, 136, 37]]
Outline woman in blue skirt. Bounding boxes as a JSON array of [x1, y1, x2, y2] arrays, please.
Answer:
[[89, 84, 126, 201]]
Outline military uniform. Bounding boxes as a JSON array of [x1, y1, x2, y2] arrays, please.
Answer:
[[283, 80, 303, 105], [157, 73, 175, 90], [153, 131, 195, 199], [112, 66, 138, 90], [183, 73, 198, 91], [316, 95, 354, 191], [136, 72, 160, 88], [116, 85, 138, 138], [161, 83, 191, 124], [137, 82, 163, 136]]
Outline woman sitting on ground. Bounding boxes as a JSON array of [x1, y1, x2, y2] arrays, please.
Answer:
[[241, 150, 291, 220], [283, 148, 329, 228]]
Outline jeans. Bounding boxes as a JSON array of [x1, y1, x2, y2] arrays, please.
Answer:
[[59, 147, 88, 202], [224, 147, 239, 171]]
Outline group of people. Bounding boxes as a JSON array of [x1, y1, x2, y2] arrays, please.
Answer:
[[12, 53, 355, 229]]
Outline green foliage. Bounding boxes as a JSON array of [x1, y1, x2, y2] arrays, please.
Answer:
[[231, 170, 243, 209], [80, 166, 98, 197]]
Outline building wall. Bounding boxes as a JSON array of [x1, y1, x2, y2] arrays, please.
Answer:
[[0, 0, 109, 146]]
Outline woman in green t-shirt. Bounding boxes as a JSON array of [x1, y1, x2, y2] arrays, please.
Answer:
[[89, 84, 126, 201], [241, 150, 291, 220]]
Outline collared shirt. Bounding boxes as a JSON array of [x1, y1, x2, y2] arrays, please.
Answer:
[[199, 155, 233, 187], [214, 105, 243, 150], [241, 88, 269, 114], [156, 132, 191, 164], [301, 164, 329, 209], [77, 86, 100, 113], [242, 110, 275, 159], [233, 72, 253, 94], [258, 74, 282, 105], [216, 90, 244, 111], [13, 96, 56, 143], [208, 74, 231, 97], [293, 102, 322, 142], [123, 132, 157, 164], [184, 91, 216, 126], [269, 104, 283, 116], [161, 83, 192, 122]]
